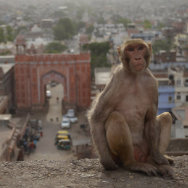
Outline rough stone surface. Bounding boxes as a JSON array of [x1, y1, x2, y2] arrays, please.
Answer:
[[0, 156, 188, 188]]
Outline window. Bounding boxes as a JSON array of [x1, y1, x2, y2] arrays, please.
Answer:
[[168, 96, 172, 103], [176, 79, 181, 87], [177, 95, 181, 100], [186, 95, 188, 102], [185, 79, 188, 87]]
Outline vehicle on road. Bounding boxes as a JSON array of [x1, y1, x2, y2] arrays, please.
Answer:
[[61, 117, 71, 129], [46, 90, 52, 98], [55, 130, 71, 141], [57, 130, 70, 136], [65, 109, 78, 123], [66, 109, 75, 116], [55, 135, 69, 145], [56, 138, 71, 150]]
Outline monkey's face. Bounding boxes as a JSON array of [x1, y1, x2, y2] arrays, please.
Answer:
[[125, 44, 148, 73], [118, 39, 152, 73]]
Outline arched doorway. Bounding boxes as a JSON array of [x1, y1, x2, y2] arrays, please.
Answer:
[[41, 71, 66, 121], [41, 70, 67, 101]]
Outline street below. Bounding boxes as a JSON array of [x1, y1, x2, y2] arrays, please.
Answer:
[[25, 83, 90, 161]]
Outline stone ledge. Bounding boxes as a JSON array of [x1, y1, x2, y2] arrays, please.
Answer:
[[0, 156, 188, 188]]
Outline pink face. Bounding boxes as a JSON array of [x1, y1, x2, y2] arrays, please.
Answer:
[[124, 43, 148, 72]]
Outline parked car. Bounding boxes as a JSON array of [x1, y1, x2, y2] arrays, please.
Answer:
[[61, 117, 71, 129], [66, 109, 75, 117], [69, 116, 78, 123], [46, 90, 51, 98], [65, 109, 78, 123]]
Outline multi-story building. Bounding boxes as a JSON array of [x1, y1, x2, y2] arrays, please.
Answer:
[[168, 67, 188, 107], [151, 62, 188, 138], [158, 79, 175, 115]]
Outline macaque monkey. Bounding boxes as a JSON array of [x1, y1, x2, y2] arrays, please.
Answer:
[[88, 39, 174, 177]]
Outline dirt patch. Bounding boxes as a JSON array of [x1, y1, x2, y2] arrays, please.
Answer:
[[0, 156, 188, 188]]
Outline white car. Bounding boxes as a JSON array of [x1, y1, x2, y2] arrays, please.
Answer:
[[46, 90, 51, 98], [69, 116, 78, 123], [67, 109, 75, 116], [66, 109, 78, 123], [61, 117, 71, 129]]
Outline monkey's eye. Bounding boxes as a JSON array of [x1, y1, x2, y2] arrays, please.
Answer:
[[138, 46, 144, 50], [127, 47, 134, 52]]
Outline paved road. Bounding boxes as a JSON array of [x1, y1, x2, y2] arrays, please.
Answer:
[[25, 83, 90, 161], [25, 121, 73, 161], [46, 84, 63, 123], [26, 84, 73, 161]]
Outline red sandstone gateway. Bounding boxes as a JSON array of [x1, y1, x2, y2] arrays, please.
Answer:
[[15, 52, 91, 110]]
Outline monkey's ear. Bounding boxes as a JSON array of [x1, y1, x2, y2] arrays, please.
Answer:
[[147, 43, 152, 53], [117, 46, 121, 56]]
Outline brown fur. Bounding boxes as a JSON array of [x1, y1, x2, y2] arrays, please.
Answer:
[[88, 39, 174, 178]]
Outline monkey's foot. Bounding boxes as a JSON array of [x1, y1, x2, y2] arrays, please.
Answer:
[[126, 162, 158, 176], [157, 165, 175, 179], [150, 152, 169, 165]]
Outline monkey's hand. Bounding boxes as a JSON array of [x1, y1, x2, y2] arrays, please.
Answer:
[[150, 151, 169, 165], [100, 156, 118, 170]]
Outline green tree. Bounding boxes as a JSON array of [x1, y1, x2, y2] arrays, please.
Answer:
[[143, 20, 152, 29], [152, 39, 172, 54], [0, 27, 5, 43], [74, 21, 85, 33], [86, 25, 94, 35], [83, 42, 111, 76], [53, 18, 75, 40], [44, 42, 67, 53], [112, 15, 131, 28], [0, 20, 4, 25], [156, 22, 165, 30], [6, 26, 14, 41]]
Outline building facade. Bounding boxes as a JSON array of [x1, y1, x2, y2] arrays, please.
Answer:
[[158, 84, 175, 114], [15, 53, 91, 110]]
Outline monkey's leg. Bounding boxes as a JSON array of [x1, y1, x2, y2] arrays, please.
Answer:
[[157, 112, 172, 154], [105, 111, 158, 176], [156, 112, 174, 178], [157, 112, 174, 165]]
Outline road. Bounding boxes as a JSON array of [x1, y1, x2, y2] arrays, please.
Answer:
[[46, 83, 63, 123], [25, 83, 90, 161]]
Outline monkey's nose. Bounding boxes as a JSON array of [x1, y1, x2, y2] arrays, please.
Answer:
[[135, 57, 141, 61]]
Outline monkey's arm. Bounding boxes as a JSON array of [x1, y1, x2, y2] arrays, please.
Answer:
[[88, 77, 118, 170]]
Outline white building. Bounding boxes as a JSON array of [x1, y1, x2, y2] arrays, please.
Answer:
[[168, 67, 188, 107]]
